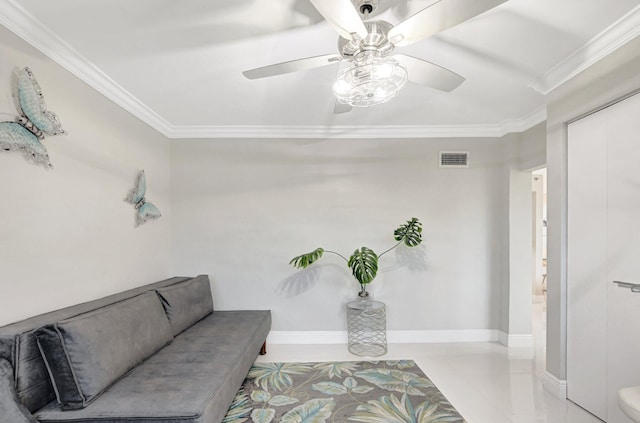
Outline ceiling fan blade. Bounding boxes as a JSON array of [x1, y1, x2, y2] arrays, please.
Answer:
[[388, 0, 507, 47], [308, 0, 368, 41], [243, 54, 342, 80], [395, 54, 465, 92], [334, 101, 352, 114]]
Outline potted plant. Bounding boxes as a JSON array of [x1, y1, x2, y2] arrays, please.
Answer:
[[289, 217, 423, 298]]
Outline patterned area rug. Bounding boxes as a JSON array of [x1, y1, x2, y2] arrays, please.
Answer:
[[223, 360, 466, 422]]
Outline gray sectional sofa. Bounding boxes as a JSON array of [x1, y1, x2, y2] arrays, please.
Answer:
[[0, 275, 271, 423]]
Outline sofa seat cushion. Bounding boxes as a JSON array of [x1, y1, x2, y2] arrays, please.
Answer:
[[34, 292, 174, 410], [34, 310, 271, 423]]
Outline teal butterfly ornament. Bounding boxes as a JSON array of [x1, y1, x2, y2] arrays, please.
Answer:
[[0, 67, 66, 168], [126, 170, 161, 226]]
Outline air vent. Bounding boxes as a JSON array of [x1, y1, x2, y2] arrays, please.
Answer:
[[439, 151, 469, 168]]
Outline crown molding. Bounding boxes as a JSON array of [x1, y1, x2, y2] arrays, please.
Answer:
[[164, 106, 546, 139], [0, 0, 546, 140], [0, 0, 175, 136], [166, 124, 502, 139], [530, 5, 640, 95], [497, 106, 547, 135]]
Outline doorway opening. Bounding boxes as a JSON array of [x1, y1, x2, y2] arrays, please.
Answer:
[[532, 168, 547, 346]]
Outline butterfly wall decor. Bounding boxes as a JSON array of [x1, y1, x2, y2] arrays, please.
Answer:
[[0, 67, 66, 168], [126, 170, 161, 226]]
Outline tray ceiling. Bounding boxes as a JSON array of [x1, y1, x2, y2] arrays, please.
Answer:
[[1, 0, 639, 138]]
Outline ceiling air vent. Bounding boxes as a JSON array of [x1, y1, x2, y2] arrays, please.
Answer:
[[439, 151, 469, 168]]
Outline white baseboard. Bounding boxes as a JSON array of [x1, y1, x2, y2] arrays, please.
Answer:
[[498, 331, 509, 346], [267, 330, 500, 345], [267, 330, 534, 347], [508, 334, 535, 348], [497, 331, 534, 348], [267, 331, 348, 344], [543, 371, 567, 399], [387, 330, 499, 343]]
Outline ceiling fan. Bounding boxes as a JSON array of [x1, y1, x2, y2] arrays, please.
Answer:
[[243, 0, 507, 108]]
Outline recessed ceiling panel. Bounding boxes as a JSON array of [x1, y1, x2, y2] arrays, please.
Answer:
[[4, 0, 640, 137]]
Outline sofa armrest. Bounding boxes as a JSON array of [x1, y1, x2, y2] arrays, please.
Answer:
[[0, 358, 38, 422]]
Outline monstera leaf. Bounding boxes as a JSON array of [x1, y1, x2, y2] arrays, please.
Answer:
[[290, 248, 325, 269], [393, 217, 423, 247], [348, 247, 378, 285], [288, 218, 423, 291]]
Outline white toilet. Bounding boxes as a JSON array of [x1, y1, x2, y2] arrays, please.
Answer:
[[619, 386, 640, 422]]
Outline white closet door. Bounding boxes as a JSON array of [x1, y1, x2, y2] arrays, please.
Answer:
[[606, 92, 640, 423], [567, 105, 609, 421], [568, 91, 640, 422]]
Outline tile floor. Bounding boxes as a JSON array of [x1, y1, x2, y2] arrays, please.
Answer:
[[255, 303, 603, 423]]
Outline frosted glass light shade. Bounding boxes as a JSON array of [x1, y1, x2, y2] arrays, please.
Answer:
[[333, 55, 408, 107]]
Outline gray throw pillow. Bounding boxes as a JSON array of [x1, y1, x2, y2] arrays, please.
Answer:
[[0, 358, 38, 423], [156, 275, 214, 336], [35, 291, 173, 409]]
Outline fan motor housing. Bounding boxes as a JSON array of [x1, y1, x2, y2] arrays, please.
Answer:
[[338, 20, 395, 59]]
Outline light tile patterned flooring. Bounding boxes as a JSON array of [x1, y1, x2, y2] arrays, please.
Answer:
[[256, 303, 602, 423]]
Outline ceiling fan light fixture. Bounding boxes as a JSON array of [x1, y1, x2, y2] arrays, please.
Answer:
[[244, 0, 501, 109], [332, 55, 407, 107]]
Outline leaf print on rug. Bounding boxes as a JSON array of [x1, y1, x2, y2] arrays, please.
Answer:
[[249, 363, 314, 391], [350, 393, 464, 423], [354, 368, 435, 396], [223, 360, 466, 423], [313, 361, 360, 379], [281, 398, 335, 423]]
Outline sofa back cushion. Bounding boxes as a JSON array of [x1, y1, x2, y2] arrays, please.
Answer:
[[156, 275, 214, 336], [0, 358, 37, 423], [34, 291, 173, 409], [0, 276, 191, 413]]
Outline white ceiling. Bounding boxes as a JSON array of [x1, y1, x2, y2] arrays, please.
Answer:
[[1, 0, 639, 138]]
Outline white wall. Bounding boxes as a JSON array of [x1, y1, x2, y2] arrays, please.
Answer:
[[0, 20, 547, 340], [0, 25, 172, 325], [498, 128, 545, 343], [517, 123, 547, 172], [507, 166, 533, 339], [170, 136, 526, 334], [546, 36, 640, 381]]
